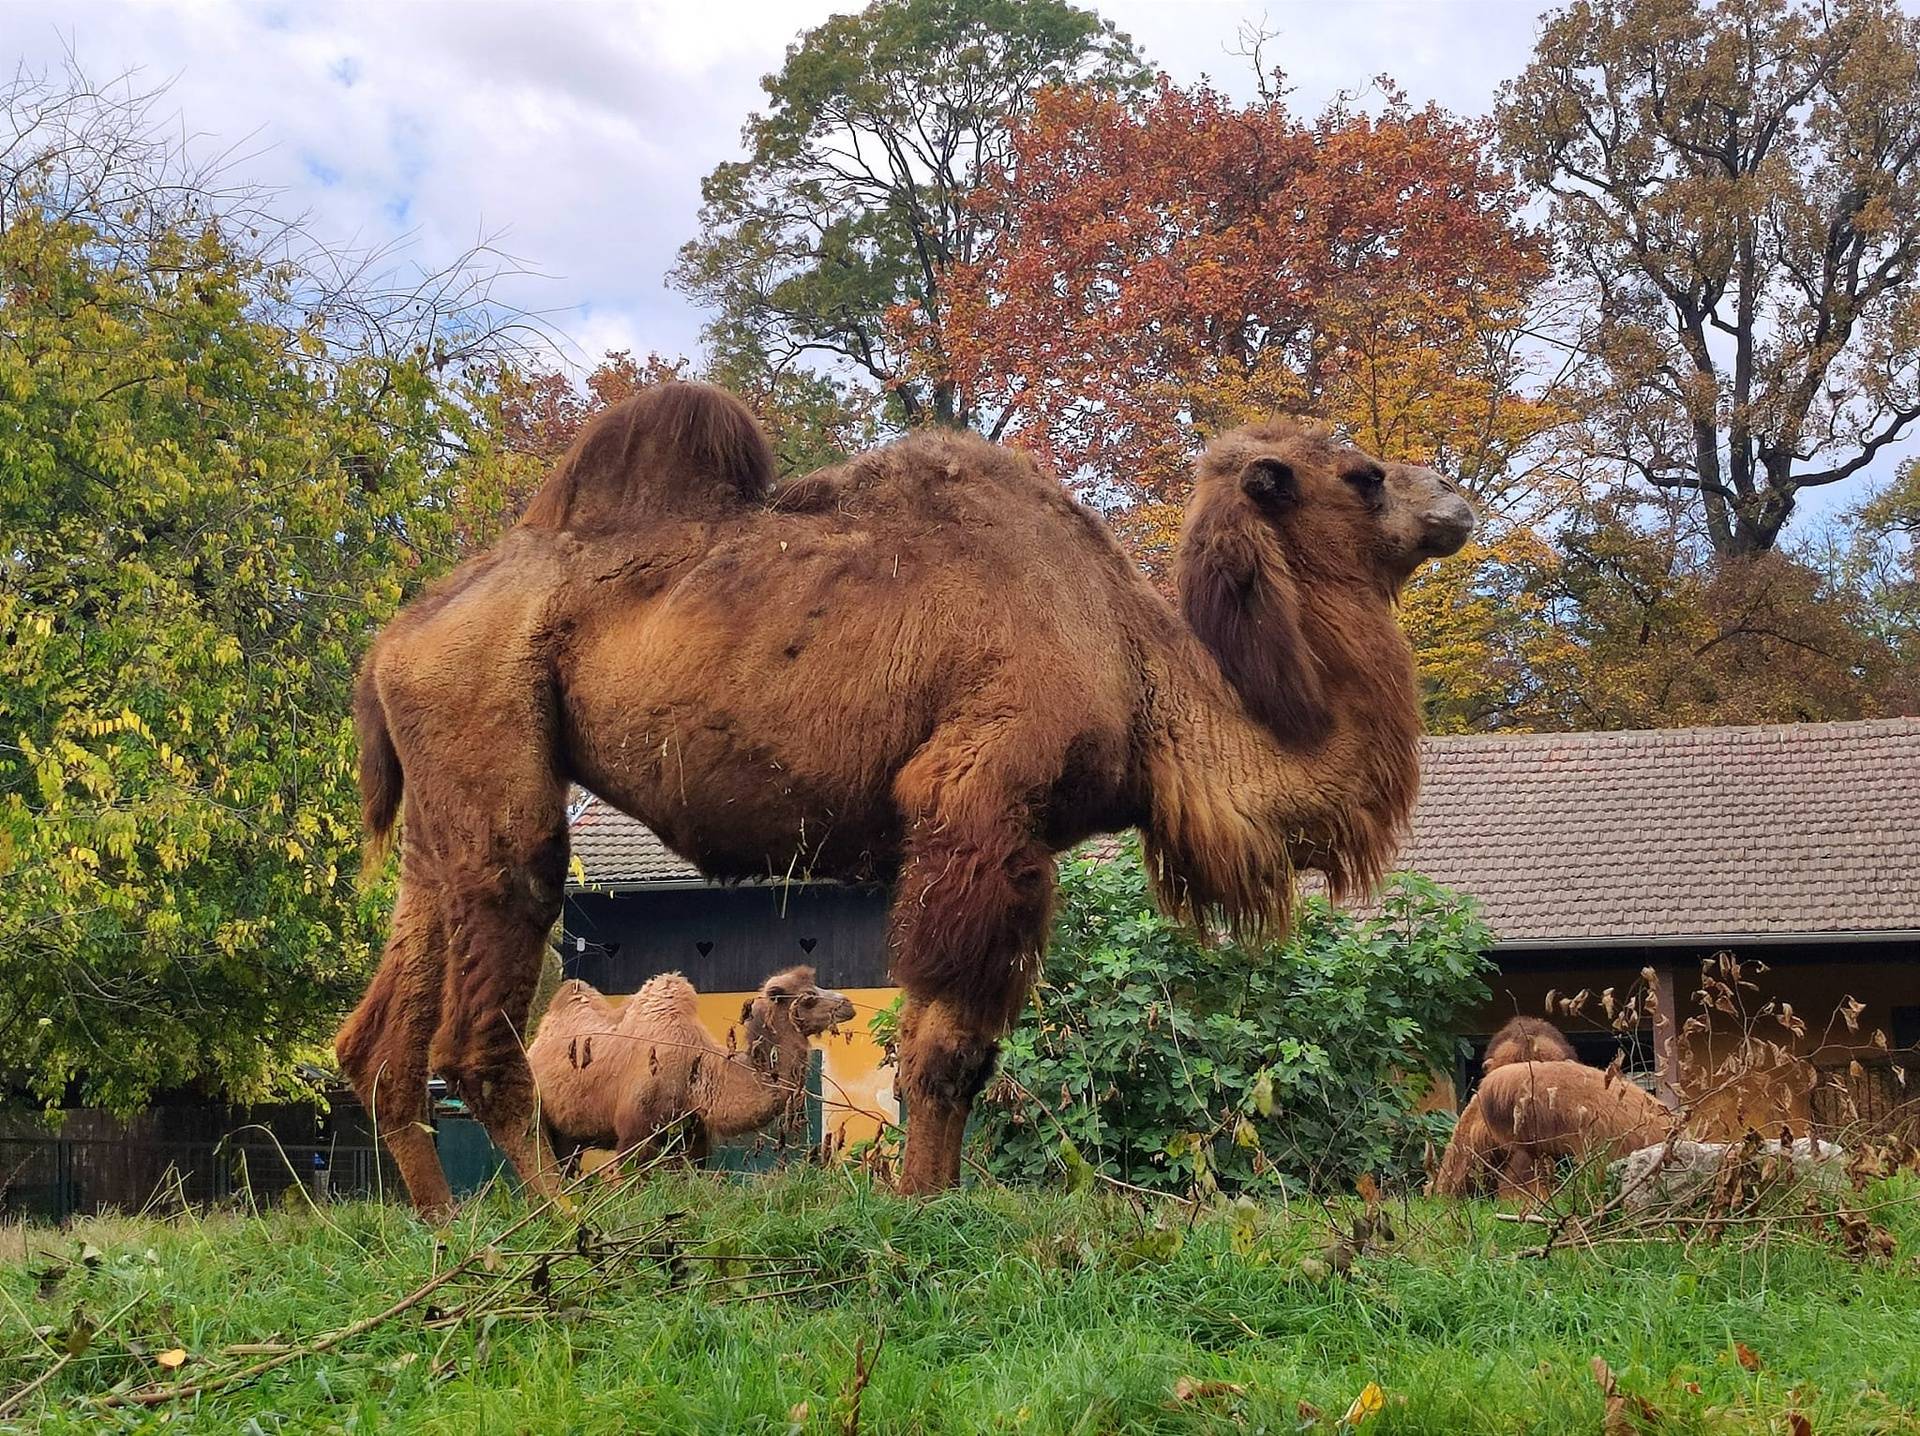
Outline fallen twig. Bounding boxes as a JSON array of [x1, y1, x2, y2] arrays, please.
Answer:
[[95, 1200, 558, 1410]]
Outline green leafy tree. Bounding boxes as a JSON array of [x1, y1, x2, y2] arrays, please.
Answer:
[[971, 843, 1492, 1196], [0, 68, 524, 1109], [1499, 0, 1920, 555], [671, 0, 1146, 431]]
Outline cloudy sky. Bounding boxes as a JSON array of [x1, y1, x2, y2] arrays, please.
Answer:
[[12, 1, 1547, 368]]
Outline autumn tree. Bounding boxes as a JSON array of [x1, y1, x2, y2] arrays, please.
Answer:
[[671, 0, 1146, 431], [0, 66, 529, 1109], [1499, 0, 1920, 556], [941, 79, 1564, 575]]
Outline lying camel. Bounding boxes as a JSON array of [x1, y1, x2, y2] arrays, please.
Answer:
[[1432, 1019, 1674, 1198], [527, 965, 854, 1165]]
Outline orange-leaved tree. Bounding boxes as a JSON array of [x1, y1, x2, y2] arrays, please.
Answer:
[[935, 77, 1567, 577]]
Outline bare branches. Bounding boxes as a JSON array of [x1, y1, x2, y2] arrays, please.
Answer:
[[1502, 0, 1920, 554]]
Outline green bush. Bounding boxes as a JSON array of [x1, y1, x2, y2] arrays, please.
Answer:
[[972, 842, 1493, 1196]]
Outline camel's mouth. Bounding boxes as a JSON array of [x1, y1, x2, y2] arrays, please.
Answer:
[[810, 989, 857, 1035]]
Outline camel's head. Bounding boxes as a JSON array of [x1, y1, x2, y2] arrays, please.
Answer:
[[1190, 421, 1475, 596], [741, 965, 855, 1039], [1482, 1016, 1578, 1072], [1177, 420, 1476, 753]]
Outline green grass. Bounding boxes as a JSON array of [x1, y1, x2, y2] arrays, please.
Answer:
[[3, 1169, 1917, 1433]]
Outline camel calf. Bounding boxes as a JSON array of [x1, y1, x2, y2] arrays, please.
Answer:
[[527, 965, 853, 1165]]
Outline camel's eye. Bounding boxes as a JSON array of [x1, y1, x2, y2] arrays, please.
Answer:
[[1342, 464, 1386, 507]]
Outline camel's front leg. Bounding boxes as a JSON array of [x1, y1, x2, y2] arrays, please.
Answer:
[[897, 998, 1005, 1192], [887, 808, 1056, 1195]]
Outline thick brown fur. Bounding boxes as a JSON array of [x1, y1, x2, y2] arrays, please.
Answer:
[[1481, 1016, 1579, 1073], [338, 384, 1473, 1206], [525, 966, 853, 1162], [1431, 1059, 1676, 1199]]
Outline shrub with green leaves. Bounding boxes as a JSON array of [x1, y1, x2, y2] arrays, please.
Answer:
[[973, 843, 1493, 1196]]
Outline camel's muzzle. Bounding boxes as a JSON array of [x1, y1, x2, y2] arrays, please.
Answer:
[[1420, 492, 1476, 557]]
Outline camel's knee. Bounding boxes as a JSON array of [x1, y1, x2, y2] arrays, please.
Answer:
[[899, 1001, 1001, 1111]]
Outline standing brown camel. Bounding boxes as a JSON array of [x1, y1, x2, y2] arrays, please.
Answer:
[[527, 965, 854, 1165], [335, 382, 1472, 1215], [1430, 1058, 1676, 1198]]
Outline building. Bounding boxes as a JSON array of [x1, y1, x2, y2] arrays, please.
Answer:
[[1406, 718, 1920, 1130], [564, 718, 1920, 1141]]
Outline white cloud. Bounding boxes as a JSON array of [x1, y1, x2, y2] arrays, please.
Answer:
[[9, 0, 1547, 372]]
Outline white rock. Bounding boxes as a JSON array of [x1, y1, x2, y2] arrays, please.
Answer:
[[1609, 1137, 1848, 1211]]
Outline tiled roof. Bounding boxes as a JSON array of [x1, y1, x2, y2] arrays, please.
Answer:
[[1399, 718, 1920, 945], [569, 797, 703, 886], [570, 718, 1920, 946]]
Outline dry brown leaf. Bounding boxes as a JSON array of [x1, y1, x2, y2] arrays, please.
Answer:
[[1734, 1342, 1762, 1371], [1788, 1414, 1813, 1436], [153, 1347, 187, 1370]]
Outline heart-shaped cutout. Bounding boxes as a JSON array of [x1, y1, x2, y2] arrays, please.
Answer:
[[798, 937, 817, 953], [695, 940, 713, 957]]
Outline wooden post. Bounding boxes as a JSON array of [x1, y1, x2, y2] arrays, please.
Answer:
[[1652, 960, 1682, 1106]]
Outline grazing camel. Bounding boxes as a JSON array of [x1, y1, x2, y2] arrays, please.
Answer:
[[336, 382, 1473, 1214], [1431, 1021, 1675, 1198], [1481, 1015, 1578, 1073], [527, 965, 854, 1165]]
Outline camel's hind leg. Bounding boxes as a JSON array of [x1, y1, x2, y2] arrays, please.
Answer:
[[888, 741, 1058, 1195], [336, 876, 454, 1220], [428, 813, 571, 1207]]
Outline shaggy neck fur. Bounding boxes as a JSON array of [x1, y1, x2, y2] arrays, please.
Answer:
[[703, 1002, 810, 1140], [1146, 513, 1422, 940]]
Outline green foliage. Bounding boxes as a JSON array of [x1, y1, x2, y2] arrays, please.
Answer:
[[5, 1171, 1918, 1431], [0, 80, 519, 1109], [671, 0, 1146, 429], [974, 843, 1493, 1196]]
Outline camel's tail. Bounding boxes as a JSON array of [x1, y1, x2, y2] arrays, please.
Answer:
[[354, 659, 402, 881]]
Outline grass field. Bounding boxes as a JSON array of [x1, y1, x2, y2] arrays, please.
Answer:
[[3, 1167, 1917, 1433]]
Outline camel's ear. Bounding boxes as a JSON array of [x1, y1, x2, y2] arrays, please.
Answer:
[[1176, 483, 1332, 747], [1239, 457, 1297, 508], [740, 998, 756, 1023]]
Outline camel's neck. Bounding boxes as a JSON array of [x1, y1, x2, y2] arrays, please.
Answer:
[[1143, 593, 1421, 936], [705, 1008, 811, 1142], [743, 1009, 811, 1094]]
